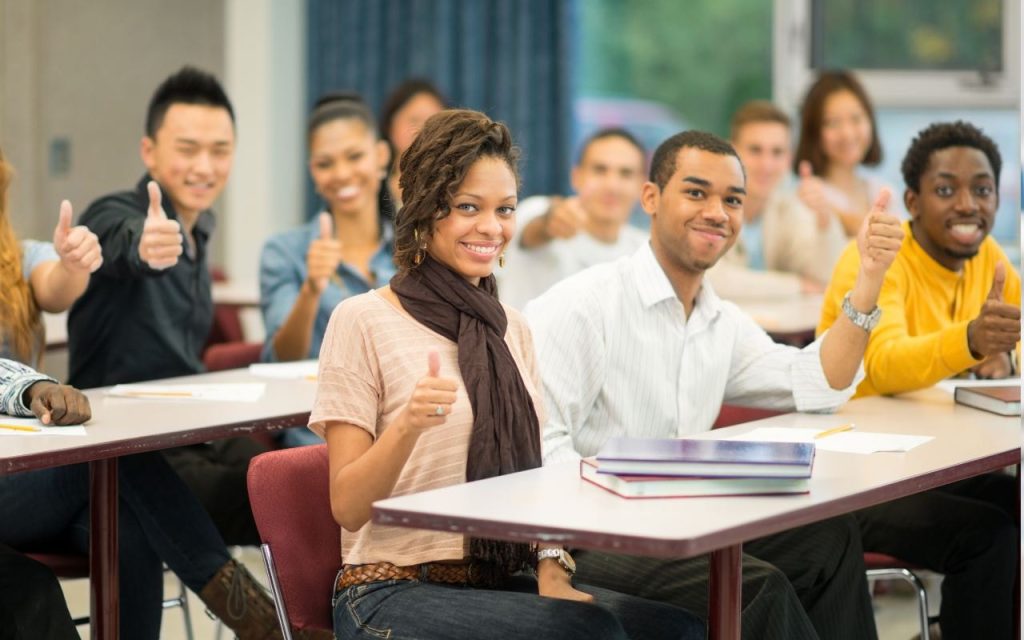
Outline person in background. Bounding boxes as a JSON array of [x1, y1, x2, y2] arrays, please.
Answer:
[[817, 121, 1019, 639], [312, 108, 703, 640], [496, 128, 649, 309], [67, 66, 264, 546], [259, 93, 396, 447], [0, 146, 102, 366], [794, 70, 892, 245], [378, 78, 447, 208], [708, 100, 832, 299], [527, 130, 906, 639]]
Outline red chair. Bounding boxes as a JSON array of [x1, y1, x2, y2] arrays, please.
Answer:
[[203, 342, 264, 372], [712, 404, 786, 429], [247, 444, 338, 635]]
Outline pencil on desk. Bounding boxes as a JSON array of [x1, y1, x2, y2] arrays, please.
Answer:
[[815, 423, 854, 439], [119, 391, 195, 398], [0, 423, 42, 433]]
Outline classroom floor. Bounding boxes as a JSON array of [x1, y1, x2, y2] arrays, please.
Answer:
[[59, 546, 940, 639]]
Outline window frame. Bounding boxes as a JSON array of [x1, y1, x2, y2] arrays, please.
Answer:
[[772, 0, 1020, 111]]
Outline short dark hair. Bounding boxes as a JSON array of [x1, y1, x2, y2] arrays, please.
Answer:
[[307, 92, 377, 144], [576, 128, 646, 166], [395, 109, 519, 272], [649, 130, 742, 190], [730, 100, 791, 140], [793, 70, 881, 175], [901, 121, 1002, 192], [379, 78, 448, 142], [145, 66, 234, 138]]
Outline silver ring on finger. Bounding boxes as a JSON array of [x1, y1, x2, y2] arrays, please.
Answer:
[[434, 404, 445, 416]]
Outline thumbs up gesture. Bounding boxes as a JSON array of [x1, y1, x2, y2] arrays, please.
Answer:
[[138, 181, 183, 270], [966, 261, 1021, 358], [52, 200, 102, 273], [542, 196, 588, 240], [796, 161, 832, 229], [855, 188, 903, 282], [400, 351, 458, 434], [305, 212, 344, 294]]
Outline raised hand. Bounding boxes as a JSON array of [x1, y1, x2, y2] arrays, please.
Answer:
[[796, 161, 831, 229], [967, 262, 1021, 358], [399, 351, 458, 434], [542, 196, 588, 240], [53, 200, 102, 273], [855, 188, 903, 281], [24, 381, 91, 425], [138, 181, 183, 270], [305, 212, 344, 293]]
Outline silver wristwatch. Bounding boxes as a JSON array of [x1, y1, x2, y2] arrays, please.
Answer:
[[841, 291, 881, 332], [537, 548, 576, 576]]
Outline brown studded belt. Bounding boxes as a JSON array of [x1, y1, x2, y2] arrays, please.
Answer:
[[335, 561, 477, 591]]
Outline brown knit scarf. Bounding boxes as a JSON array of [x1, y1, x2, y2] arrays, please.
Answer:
[[391, 254, 541, 581]]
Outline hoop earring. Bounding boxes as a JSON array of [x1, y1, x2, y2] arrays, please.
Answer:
[[498, 253, 506, 268]]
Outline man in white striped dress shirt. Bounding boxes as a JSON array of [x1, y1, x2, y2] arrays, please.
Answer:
[[526, 130, 904, 640]]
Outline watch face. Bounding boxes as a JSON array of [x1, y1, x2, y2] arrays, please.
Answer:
[[560, 550, 576, 573]]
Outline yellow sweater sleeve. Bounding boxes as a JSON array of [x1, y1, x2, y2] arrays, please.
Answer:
[[862, 268, 983, 396]]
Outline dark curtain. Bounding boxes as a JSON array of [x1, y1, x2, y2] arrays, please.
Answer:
[[306, 0, 575, 214]]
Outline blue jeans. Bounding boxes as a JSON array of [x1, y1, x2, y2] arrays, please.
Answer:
[[0, 451, 231, 639], [332, 575, 704, 639]]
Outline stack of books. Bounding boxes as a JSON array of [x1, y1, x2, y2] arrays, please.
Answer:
[[581, 436, 814, 499]]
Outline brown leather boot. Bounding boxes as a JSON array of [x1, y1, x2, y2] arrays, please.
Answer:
[[199, 558, 283, 640]]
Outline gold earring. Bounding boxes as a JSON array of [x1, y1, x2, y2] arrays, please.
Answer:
[[498, 253, 506, 268], [413, 228, 424, 266]]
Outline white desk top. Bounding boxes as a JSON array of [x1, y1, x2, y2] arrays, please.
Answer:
[[211, 278, 260, 307], [737, 294, 823, 336], [0, 368, 315, 474], [374, 388, 1020, 558]]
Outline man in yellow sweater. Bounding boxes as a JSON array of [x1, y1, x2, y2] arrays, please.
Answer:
[[818, 121, 1019, 639]]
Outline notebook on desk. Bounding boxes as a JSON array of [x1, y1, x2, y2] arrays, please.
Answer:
[[580, 458, 810, 498], [594, 437, 815, 478], [954, 385, 1021, 417]]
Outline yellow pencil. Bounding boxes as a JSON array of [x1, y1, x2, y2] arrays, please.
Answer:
[[0, 423, 42, 433], [815, 423, 854, 439], [304, 374, 318, 381]]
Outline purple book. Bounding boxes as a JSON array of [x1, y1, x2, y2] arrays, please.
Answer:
[[595, 437, 815, 479]]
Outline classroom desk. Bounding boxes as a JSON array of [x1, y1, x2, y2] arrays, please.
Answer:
[[738, 294, 823, 345], [373, 387, 1020, 640], [211, 277, 260, 307], [0, 368, 316, 640]]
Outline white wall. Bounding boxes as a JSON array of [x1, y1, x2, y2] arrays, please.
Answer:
[[223, 0, 306, 282]]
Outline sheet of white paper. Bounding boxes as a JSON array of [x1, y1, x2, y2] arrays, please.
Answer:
[[107, 383, 266, 403], [727, 427, 932, 454], [0, 416, 88, 436], [935, 377, 1021, 395], [248, 361, 318, 380]]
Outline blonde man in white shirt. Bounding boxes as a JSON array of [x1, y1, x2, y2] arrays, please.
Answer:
[[526, 130, 904, 640], [496, 128, 649, 309], [708, 100, 842, 300]]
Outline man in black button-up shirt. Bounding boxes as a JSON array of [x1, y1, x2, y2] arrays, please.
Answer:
[[68, 67, 265, 545]]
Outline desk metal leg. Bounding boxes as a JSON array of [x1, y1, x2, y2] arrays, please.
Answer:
[[90, 458, 118, 640], [709, 544, 742, 640]]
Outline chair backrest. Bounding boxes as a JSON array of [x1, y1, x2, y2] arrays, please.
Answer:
[[712, 404, 787, 429], [203, 341, 263, 372], [247, 445, 339, 631]]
